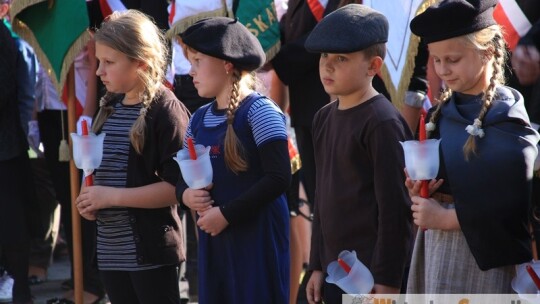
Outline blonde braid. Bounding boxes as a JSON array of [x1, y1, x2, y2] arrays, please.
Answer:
[[426, 88, 452, 138], [463, 33, 506, 160], [224, 70, 248, 174]]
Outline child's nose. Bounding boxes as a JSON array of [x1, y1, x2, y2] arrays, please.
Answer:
[[96, 64, 104, 76]]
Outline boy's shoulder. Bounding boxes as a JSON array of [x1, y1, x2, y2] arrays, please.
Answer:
[[365, 94, 404, 121], [313, 100, 338, 123]]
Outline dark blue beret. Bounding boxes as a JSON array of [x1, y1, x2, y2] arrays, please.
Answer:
[[181, 17, 266, 71], [305, 4, 388, 53], [410, 0, 498, 43]]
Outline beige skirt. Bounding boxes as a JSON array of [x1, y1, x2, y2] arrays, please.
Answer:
[[407, 203, 515, 294]]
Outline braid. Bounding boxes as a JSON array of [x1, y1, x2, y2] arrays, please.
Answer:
[[92, 92, 119, 133], [426, 88, 452, 138], [224, 70, 248, 174], [463, 33, 506, 160], [129, 88, 155, 154]]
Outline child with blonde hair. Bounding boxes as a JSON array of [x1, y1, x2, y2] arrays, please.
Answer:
[[406, 0, 540, 293], [176, 17, 291, 304], [75, 10, 190, 303]]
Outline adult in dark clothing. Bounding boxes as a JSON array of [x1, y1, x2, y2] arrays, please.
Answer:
[[510, 9, 540, 258], [121, 0, 169, 31], [271, 0, 340, 206], [0, 16, 35, 304]]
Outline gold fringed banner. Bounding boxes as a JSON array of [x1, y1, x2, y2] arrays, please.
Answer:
[[8, 0, 44, 22], [166, 8, 234, 39], [12, 18, 91, 96], [369, 0, 437, 110], [380, 33, 421, 110]]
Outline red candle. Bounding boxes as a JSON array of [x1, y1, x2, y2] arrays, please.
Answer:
[[419, 114, 426, 141], [526, 264, 540, 291], [187, 138, 197, 160], [338, 258, 351, 274], [419, 114, 429, 199], [81, 119, 93, 187]]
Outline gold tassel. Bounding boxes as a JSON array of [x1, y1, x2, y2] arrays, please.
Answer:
[[58, 139, 70, 162], [58, 111, 70, 162]]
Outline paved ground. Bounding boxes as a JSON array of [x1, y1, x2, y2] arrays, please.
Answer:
[[29, 255, 193, 304], [28, 255, 109, 304]]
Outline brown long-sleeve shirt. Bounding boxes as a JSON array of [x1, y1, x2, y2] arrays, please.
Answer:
[[310, 94, 413, 288]]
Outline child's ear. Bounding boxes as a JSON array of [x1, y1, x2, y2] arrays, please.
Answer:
[[367, 56, 383, 76], [224, 61, 234, 74]]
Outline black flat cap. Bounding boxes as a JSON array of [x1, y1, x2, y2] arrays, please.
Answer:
[[181, 17, 266, 71], [305, 4, 388, 53], [410, 0, 498, 43]]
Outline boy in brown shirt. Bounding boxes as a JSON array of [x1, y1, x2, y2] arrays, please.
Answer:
[[304, 4, 413, 303]]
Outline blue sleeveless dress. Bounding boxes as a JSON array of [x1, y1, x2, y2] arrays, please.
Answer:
[[189, 93, 290, 304]]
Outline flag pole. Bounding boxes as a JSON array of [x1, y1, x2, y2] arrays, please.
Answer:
[[67, 65, 84, 304]]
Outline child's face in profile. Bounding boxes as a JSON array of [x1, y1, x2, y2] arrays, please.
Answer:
[[186, 49, 231, 99], [429, 37, 488, 95], [95, 42, 141, 94], [318, 51, 375, 97]]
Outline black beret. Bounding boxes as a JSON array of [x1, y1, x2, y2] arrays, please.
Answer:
[[181, 17, 266, 71], [305, 4, 388, 53], [410, 0, 498, 43]]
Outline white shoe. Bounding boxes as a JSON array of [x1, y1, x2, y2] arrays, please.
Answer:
[[0, 274, 13, 303]]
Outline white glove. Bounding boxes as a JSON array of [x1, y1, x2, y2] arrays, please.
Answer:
[[77, 115, 93, 135], [27, 120, 43, 157]]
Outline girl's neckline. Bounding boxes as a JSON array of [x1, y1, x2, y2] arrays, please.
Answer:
[[210, 92, 258, 115], [454, 91, 483, 105]]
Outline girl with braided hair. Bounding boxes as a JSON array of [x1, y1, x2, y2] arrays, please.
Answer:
[[176, 17, 291, 303], [405, 0, 540, 293], [74, 10, 190, 304]]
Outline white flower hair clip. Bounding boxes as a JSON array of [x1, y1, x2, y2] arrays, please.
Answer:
[[425, 122, 436, 132], [465, 118, 485, 138], [139, 107, 148, 116], [99, 98, 107, 107]]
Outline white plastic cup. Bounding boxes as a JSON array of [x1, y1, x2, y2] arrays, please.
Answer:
[[70, 133, 106, 176], [400, 139, 441, 180], [325, 250, 374, 295], [512, 261, 540, 303], [174, 145, 213, 189]]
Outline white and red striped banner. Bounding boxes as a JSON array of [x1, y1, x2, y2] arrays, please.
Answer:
[[494, 0, 532, 51]]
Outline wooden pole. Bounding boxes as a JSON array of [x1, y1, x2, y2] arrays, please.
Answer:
[[67, 65, 84, 304]]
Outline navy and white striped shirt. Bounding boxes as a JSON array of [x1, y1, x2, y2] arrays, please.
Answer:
[[184, 96, 288, 148], [94, 102, 161, 271]]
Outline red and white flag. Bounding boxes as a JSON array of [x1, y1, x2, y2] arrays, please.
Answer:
[[494, 0, 532, 51], [307, 0, 329, 22]]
